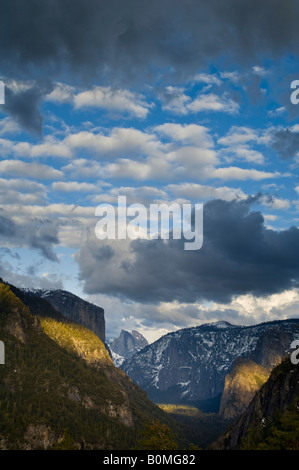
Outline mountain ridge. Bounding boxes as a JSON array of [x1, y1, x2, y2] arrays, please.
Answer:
[[122, 318, 299, 408], [0, 280, 178, 449], [22, 288, 106, 345]]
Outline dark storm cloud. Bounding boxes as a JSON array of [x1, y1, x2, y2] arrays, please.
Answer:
[[27, 221, 59, 261], [0, 214, 16, 236], [0, 214, 59, 261], [1, 81, 54, 135], [0, 0, 298, 134], [0, 0, 299, 85], [76, 197, 299, 304], [271, 128, 299, 160]]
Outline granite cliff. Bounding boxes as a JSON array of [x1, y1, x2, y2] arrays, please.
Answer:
[[109, 330, 148, 366], [122, 320, 299, 409], [219, 358, 270, 420], [21, 288, 105, 344]]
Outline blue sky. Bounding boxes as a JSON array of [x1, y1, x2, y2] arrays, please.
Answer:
[[1, 1, 299, 342]]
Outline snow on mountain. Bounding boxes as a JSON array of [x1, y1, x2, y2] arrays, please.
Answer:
[[121, 319, 299, 406], [109, 329, 149, 366]]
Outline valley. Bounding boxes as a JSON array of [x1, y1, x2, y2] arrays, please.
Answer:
[[1, 277, 299, 450]]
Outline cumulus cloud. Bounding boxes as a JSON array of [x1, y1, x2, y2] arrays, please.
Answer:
[[221, 146, 265, 165], [194, 73, 222, 86], [64, 127, 166, 159], [0, 178, 47, 205], [0, 117, 22, 136], [158, 86, 191, 115], [0, 160, 63, 180], [51, 181, 98, 193], [166, 182, 246, 202], [187, 92, 239, 114], [92, 185, 168, 206], [76, 197, 299, 304], [218, 125, 269, 165], [45, 82, 75, 104], [260, 193, 291, 210], [62, 159, 103, 179], [271, 127, 299, 160], [73, 86, 153, 118], [158, 88, 239, 115], [155, 123, 214, 147], [47, 83, 154, 119], [2, 79, 54, 135], [212, 167, 279, 181], [0, 213, 59, 261], [0, 135, 72, 159]]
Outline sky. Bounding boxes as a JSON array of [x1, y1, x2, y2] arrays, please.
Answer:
[[1, 0, 299, 342]]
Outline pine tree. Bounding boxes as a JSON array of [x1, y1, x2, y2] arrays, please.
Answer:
[[134, 420, 178, 450]]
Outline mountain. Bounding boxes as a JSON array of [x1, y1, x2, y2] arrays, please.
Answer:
[[109, 330, 148, 367], [20, 288, 105, 344], [212, 357, 299, 450], [250, 325, 294, 369], [218, 324, 296, 420], [218, 358, 270, 420], [0, 280, 176, 450], [121, 320, 299, 409]]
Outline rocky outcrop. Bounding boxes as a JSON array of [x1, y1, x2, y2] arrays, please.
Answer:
[[23, 424, 57, 450], [219, 358, 270, 420]]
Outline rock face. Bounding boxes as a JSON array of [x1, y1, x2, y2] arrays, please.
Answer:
[[219, 358, 270, 420], [218, 324, 294, 420], [250, 326, 293, 369], [213, 358, 299, 449], [26, 289, 105, 344], [122, 320, 299, 407], [109, 330, 148, 366]]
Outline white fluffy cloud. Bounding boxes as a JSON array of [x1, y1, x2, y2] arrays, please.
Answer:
[[166, 182, 246, 202], [51, 181, 98, 192], [159, 88, 239, 115], [0, 160, 63, 179], [74, 86, 153, 119], [212, 167, 279, 181], [187, 92, 239, 114], [46, 83, 154, 119]]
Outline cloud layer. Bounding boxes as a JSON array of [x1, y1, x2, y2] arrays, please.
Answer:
[[1, 0, 299, 84]]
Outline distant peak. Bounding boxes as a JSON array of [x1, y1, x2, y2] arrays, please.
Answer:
[[214, 321, 234, 328], [202, 320, 237, 329]]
